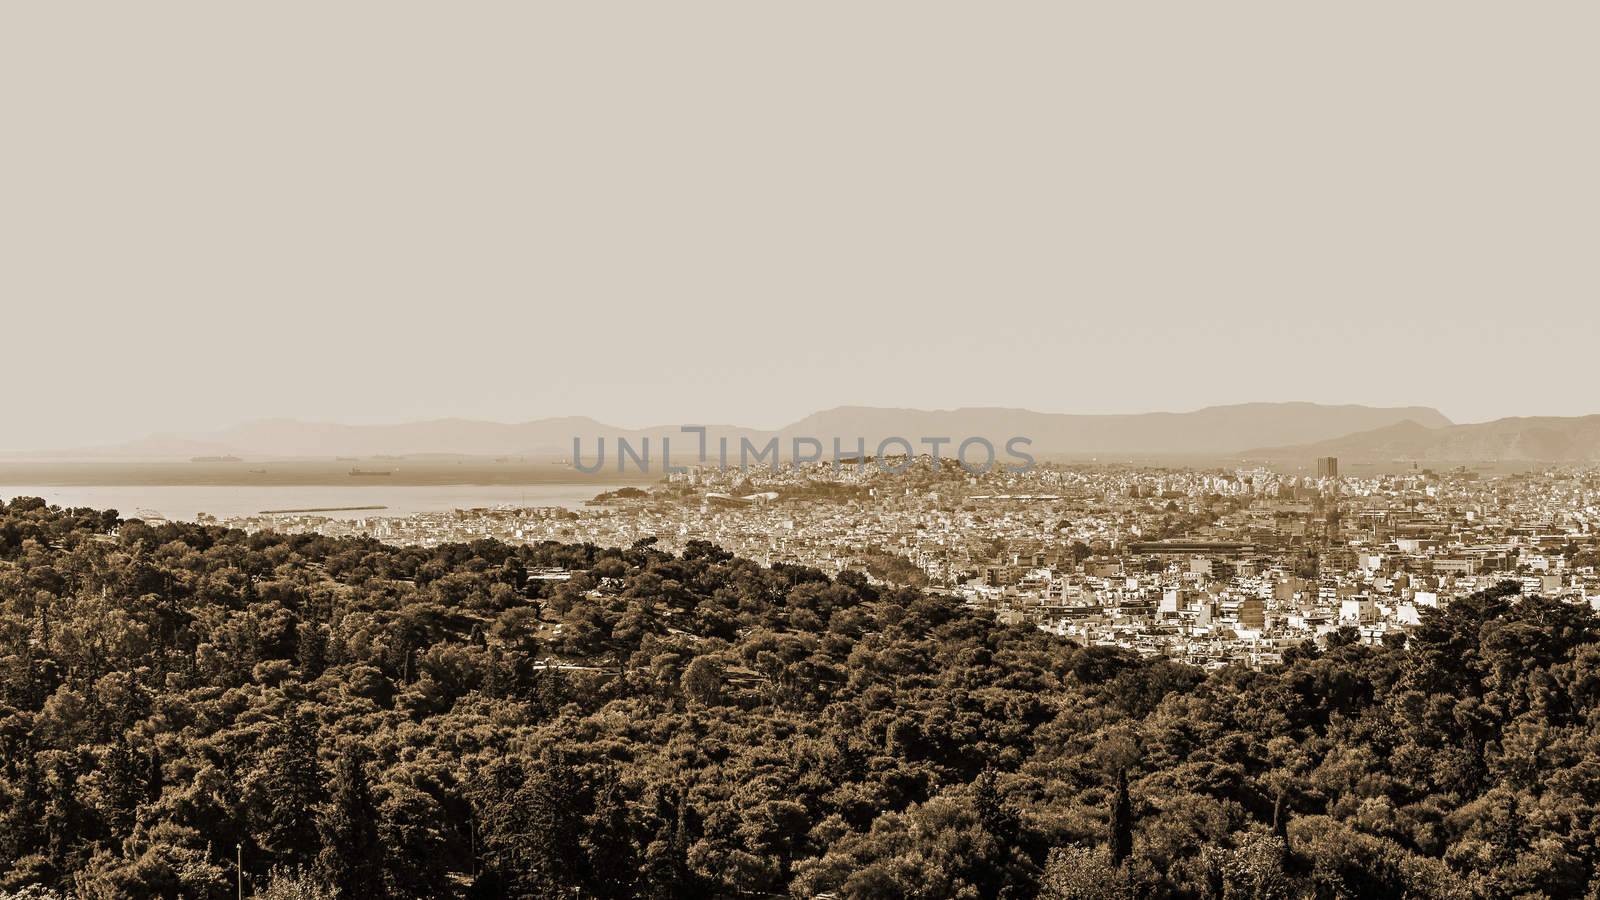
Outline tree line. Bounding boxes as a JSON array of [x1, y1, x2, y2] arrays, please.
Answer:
[[0, 496, 1596, 897]]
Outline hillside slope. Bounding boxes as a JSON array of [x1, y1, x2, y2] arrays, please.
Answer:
[[0, 499, 1588, 897]]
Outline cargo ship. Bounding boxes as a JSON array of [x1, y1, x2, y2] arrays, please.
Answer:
[[349, 467, 393, 477]]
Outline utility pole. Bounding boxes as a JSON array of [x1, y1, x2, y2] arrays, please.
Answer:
[[236, 842, 243, 900]]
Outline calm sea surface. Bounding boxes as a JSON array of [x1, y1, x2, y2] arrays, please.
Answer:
[[0, 484, 630, 520]]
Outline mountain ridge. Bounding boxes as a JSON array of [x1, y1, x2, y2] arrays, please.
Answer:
[[12, 402, 1459, 461], [1246, 414, 1600, 462]]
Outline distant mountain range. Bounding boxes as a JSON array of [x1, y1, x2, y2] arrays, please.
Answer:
[[12, 402, 1496, 462], [772, 404, 1453, 458], [1246, 415, 1600, 462]]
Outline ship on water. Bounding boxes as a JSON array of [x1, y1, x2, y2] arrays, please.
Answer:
[[349, 467, 393, 476]]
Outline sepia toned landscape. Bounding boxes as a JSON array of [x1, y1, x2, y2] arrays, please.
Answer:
[[5, 1, 1599, 898]]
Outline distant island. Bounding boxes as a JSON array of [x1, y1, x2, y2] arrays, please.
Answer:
[[590, 486, 649, 503]]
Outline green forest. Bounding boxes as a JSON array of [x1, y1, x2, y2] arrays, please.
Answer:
[[1, 497, 1597, 898]]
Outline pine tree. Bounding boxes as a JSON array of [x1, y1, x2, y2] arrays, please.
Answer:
[[43, 755, 89, 871], [519, 761, 586, 898], [100, 734, 143, 841], [500, 556, 526, 590], [0, 754, 45, 864], [473, 756, 586, 898], [583, 769, 638, 899], [316, 744, 384, 898], [641, 786, 697, 900], [254, 711, 325, 867], [971, 769, 1022, 900], [1498, 792, 1522, 866], [145, 743, 164, 803], [973, 770, 1018, 842], [1108, 768, 1133, 867], [482, 645, 509, 700], [297, 622, 329, 679]]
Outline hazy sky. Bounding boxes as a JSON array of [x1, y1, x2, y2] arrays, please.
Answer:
[[3, 2, 1596, 450]]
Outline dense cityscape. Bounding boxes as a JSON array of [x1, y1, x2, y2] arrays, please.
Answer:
[[218, 457, 1600, 669]]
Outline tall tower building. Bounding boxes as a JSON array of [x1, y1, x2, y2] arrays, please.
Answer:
[[1317, 456, 1340, 479]]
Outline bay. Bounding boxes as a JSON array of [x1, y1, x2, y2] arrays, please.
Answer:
[[0, 483, 632, 521]]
